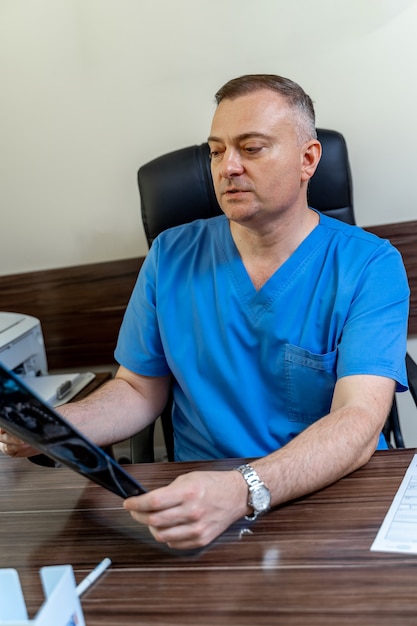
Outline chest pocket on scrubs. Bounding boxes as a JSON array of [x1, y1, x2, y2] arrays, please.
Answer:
[[284, 344, 337, 424]]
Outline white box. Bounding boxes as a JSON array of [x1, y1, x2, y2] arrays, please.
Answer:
[[0, 565, 85, 626]]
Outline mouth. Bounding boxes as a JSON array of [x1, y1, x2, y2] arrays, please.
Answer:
[[222, 187, 251, 197]]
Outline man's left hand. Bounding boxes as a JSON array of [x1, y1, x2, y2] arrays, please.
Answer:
[[123, 469, 248, 549]]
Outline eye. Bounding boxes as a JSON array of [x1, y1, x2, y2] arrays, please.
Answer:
[[209, 147, 224, 160], [243, 145, 264, 155]]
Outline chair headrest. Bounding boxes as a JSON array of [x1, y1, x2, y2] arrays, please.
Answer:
[[308, 129, 354, 225], [138, 144, 220, 245]]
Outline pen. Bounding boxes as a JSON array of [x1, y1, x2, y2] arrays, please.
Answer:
[[76, 557, 112, 597]]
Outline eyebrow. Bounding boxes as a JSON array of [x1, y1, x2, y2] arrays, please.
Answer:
[[207, 132, 272, 144]]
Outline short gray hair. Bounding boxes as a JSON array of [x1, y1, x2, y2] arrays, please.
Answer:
[[214, 74, 317, 144]]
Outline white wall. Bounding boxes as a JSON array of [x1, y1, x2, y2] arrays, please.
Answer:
[[1, 0, 417, 274], [2, 0, 417, 442]]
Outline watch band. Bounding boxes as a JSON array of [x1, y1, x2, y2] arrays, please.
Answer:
[[236, 463, 263, 489], [235, 463, 270, 521]]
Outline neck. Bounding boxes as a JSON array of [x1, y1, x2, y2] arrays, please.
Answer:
[[230, 208, 319, 290]]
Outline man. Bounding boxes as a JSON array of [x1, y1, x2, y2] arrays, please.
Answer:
[[0, 74, 409, 550]]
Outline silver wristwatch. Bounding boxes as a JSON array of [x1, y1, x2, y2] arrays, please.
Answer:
[[235, 464, 271, 521]]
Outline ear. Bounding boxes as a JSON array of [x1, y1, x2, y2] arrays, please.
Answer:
[[301, 140, 322, 182]]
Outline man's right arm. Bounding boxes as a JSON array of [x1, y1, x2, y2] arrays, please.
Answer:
[[0, 366, 172, 458]]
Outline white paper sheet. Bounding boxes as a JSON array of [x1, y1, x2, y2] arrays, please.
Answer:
[[371, 453, 417, 554]]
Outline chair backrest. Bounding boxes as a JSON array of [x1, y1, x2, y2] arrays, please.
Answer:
[[138, 129, 355, 246]]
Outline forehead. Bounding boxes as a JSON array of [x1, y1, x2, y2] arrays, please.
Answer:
[[209, 89, 296, 141]]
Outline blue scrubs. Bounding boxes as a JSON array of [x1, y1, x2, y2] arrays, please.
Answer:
[[115, 212, 409, 460]]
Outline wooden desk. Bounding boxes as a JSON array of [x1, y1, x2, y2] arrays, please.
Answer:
[[1, 450, 417, 625]]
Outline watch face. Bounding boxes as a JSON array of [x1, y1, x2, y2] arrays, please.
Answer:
[[250, 486, 270, 512]]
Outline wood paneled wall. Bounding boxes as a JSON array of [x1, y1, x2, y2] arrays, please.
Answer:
[[0, 257, 143, 370], [1, 219, 416, 370], [365, 220, 417, 335]]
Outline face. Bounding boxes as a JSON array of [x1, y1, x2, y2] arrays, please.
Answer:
[[208, 89, 320, 228]]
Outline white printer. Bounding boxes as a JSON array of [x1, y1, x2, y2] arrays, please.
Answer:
[[0, 312, 48, 375], [0, 312, 95, 406]]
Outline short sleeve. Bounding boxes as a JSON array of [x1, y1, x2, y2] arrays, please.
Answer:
[[337, 241, 409, 391], [114, 239, 171, 376]]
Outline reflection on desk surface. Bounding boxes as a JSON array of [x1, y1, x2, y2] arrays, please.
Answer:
[[0, 450, 416, 626]]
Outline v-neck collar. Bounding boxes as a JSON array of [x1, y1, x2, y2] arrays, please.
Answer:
[[213, 213, 326, 322]]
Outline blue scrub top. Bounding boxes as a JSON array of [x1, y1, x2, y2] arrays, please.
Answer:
[[115, 212, 409, 460]]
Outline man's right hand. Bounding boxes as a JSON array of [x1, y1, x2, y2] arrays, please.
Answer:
[[0, 428, 40, 458]]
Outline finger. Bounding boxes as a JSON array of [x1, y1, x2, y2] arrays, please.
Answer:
[[124, 485, 184, 515], [0, 432, 23, 444], [124, 499, 189, 532], [0, 441, 28, 457], [124, 481, 207, 531], [0, 442, 19, 456], [126, 501, 225, 549], [147, 520, 217, 550], [0, 435, 38, 458]]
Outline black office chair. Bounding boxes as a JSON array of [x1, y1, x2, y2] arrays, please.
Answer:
[[136, 129, 416, 459]]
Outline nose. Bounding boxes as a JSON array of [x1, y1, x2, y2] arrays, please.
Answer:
[[219, 148, 244, 178]]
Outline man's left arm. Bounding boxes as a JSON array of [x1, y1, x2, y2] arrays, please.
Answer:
[[251, 374, 395, 506], [124, 373, 395, 549]]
